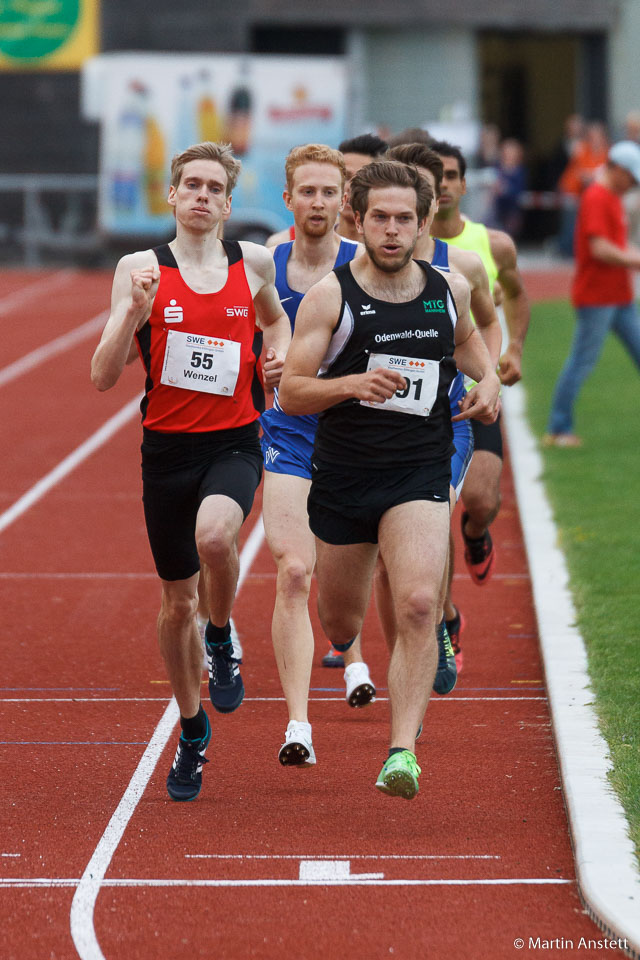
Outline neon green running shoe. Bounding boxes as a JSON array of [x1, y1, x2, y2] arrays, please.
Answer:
[[375, 750, 421, 799]]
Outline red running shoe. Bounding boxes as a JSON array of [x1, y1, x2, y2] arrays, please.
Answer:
[[461, 511, 495, 586]]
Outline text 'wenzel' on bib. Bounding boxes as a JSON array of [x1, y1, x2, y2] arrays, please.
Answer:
[[161, 330, 241, 396], [360, 351, 441, 417]]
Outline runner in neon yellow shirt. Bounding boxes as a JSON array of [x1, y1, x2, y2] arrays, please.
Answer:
[[430, 140, 530, 655]]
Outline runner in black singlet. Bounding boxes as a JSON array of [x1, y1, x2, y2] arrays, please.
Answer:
[[279, 159, 500, 799]]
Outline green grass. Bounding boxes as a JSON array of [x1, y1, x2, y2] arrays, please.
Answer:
[[521, 298, 640, 860]]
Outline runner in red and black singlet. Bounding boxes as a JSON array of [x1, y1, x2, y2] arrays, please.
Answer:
[[91, 141, 290, 803], [136, 240, 264, 433]]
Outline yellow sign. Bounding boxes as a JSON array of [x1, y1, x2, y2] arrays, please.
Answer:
[[0, 0, 99, 70]]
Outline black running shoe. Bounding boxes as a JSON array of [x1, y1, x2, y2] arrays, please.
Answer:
[[206, 635, 244, 713], [433, 621, 457, 695], [166, 715, 211, 802], [321, 646, 345, 668], [461, 511, 495, 585]]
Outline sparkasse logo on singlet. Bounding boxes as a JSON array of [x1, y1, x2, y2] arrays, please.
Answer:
[[164, 300, 184, 323]]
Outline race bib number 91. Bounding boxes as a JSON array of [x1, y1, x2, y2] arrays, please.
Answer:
[[360, 351, 440, 417], [161, 330, 241, 397]]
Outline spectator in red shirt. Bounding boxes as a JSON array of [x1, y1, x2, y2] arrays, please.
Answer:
[[545, 141, 640, 446]]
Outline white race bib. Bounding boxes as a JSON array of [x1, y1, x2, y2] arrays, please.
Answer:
[[161, 329, 241, 397], [360, 351, 440, 417]]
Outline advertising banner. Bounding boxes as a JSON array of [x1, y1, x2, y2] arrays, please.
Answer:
[[82, 53, 347, 238], [0, 0, 99, 70]]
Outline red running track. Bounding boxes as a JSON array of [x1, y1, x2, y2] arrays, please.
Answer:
[[0, 268, 610, 959]]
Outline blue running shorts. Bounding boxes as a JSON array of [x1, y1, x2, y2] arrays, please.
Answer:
[[260, 407, 317, 480]]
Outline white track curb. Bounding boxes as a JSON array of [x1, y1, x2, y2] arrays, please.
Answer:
[[503, 383, 640, 957]]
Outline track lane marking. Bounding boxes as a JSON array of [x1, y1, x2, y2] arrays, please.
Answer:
[[5, 877, 574, 888], [69, 515, 265, 960], [0, 396, 141, 534], [0, 696, 547, 703], [0, 310, 108, 388], [0, 571, 531, 580], [185, 853, 502, 860], [0, 270, 76, 318]]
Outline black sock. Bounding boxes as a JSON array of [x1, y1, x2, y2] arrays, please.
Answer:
[[180, 705, 208, 741], [332, 636, 356, 653], [388, 746, 406, 759], [445, 608, 460, 633], [205, 620, 231, 646]]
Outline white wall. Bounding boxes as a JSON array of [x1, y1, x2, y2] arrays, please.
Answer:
[[609, 0, 640, 135], [348, 26, 478, 134]]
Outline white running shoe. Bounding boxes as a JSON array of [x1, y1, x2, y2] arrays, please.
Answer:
[[278, 720, 316, 766], [344, 661, 376, 708]]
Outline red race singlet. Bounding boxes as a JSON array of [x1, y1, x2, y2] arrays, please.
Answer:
[[135, 241, 264, 432]]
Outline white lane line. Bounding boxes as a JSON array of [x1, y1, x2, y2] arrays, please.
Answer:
[[0, 571, 529, 582], [0, 696, 546, 704], [0, 270, 76, 318], [7, 877, 573, 888], [452, 572, 530, 581], [0, 698, 172, 703], [503, 383, 640, 955], [0, 310, 108, 389], [69, 699, 180, 959], [69, 514, 266, 960], [0, 572, 158, 579], [185, 854, 501, 861], [0, 395, 141, 535], [299, 860, 384, 880]]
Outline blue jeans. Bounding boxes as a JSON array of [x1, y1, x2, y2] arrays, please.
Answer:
[[548, 302, 640, 434]]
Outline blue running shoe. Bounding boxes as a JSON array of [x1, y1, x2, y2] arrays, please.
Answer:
[[433, 620, 457, 695], [205, 622, 244, 713], [166, 714, 211, 802]]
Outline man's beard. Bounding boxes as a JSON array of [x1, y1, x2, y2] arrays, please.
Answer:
[[301, 216, 331, 238], [363, 237, 416, 273]]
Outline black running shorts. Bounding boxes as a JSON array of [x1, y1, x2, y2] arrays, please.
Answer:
[[141, 422, 263, 581], [308, 457, 451, 546], [471, 411, 503, 460]]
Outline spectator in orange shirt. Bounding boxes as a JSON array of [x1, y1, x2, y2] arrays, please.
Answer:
[[557, 121, 609, 257]]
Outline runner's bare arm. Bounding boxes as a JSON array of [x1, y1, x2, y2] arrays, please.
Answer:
[[449, 275, 500, 424], [265, 227, 292, 249], [278, 275, 406, 415], [449, 248, 502, 369], [246, 244, 291, 388], [489, 229, 530, 386], [91, 250, 159, 392]]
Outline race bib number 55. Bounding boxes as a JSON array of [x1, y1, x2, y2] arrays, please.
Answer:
[[360, 351, 440, 417], [161, 330, 241, 396]]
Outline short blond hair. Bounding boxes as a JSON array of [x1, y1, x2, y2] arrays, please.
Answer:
[[284, 143, 347, 192], [170, 142, 241, 194]]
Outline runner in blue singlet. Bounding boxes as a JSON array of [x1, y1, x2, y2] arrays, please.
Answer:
[[260, 144, 375, 770]]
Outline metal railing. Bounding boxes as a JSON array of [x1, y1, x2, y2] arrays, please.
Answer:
[[0, 174, 100, 267]]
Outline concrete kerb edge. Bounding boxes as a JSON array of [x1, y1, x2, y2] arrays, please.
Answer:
[[502, 383, 640, 959]]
